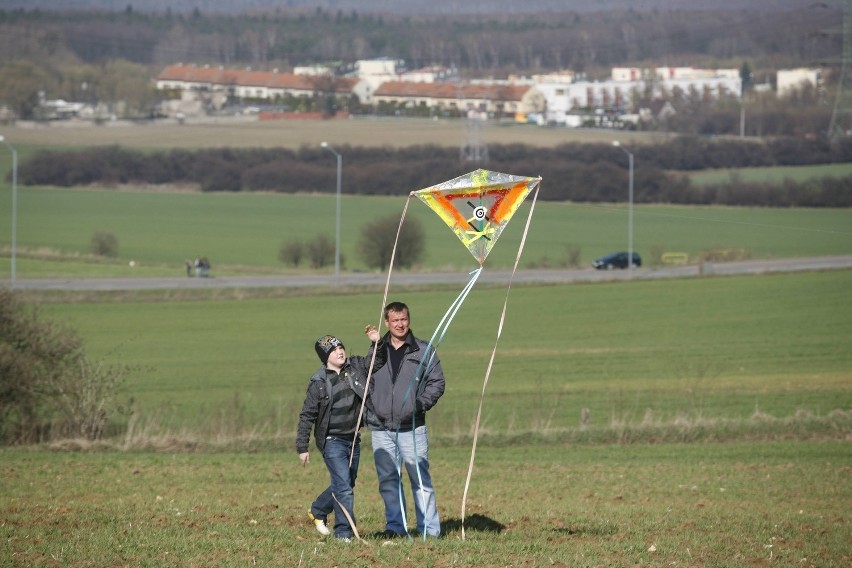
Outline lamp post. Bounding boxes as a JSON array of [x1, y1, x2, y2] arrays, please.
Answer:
[[320, 141, 342, 277], [612, 140, 634, 277], [0, 135, 16, 287]]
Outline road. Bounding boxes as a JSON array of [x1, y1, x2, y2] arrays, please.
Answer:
[[12, 255, 852, 291]]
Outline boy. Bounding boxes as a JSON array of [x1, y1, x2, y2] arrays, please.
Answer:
[[295, 325, 385, 541]]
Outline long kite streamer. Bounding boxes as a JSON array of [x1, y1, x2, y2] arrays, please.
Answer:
[[352, 169, 541, 541]]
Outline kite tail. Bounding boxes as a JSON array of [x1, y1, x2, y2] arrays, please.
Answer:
[[331, 492, 363, 543], [401, 265, 482, 540], [350, 196, 413, 467], [389, 266, 481, 539], [460, 182, 540, 541]]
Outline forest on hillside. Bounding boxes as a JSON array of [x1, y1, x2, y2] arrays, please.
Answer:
[[0, 1, 831, 17], [0, 4, 841, 78]]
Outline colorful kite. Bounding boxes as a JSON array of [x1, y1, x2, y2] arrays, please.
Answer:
[[354, 168, 541, 541], [413, 169, 540, 265]]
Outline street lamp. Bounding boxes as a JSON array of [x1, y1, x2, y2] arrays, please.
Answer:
[[320, 141, 342, 277], [612, 140, 634, 277], [0, 135, 16, 287]]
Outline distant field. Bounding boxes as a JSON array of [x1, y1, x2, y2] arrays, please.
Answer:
[[0, 188, 849, 278], [2, 116, 658, 152], [1, 121, 849, 280]]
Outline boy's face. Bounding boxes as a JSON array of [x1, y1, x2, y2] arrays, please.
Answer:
[[385, 309, 410, 342], [326, 345, 346, 367]]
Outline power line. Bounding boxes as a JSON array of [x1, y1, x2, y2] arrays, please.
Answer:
[[829, 0, 852, 140]]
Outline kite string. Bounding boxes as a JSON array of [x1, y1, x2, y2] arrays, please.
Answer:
[[350, 195, 413, 467], [400, 265, 482, 540], [460, 182, 540, 541]]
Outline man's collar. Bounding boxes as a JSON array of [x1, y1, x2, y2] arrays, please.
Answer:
[[389, 331, 416, 351]]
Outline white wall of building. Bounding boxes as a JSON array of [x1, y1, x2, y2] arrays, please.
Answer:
[[525, 74, 741, 125], [777, 68, 821, 97], [356, 58, 404, 76]]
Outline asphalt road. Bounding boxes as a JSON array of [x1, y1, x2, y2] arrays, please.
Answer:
[[12, 255, 852, 291]]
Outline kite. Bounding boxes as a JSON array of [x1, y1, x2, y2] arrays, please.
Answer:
[[413, 168, 539, 266], [354, 168, 541, 541]]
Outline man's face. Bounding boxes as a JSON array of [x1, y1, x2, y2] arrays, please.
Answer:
[[385, 309, 410, 342]]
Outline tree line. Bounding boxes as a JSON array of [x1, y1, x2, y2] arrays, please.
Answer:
[[0, 6, 839, 75], [14, 136, 852, 207]]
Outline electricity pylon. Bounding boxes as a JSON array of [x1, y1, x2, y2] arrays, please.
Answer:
[[829, 0, 852, 140]]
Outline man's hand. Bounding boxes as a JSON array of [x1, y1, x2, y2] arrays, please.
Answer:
[[365, 324, 379, 343], [299, 452, 310, 466]]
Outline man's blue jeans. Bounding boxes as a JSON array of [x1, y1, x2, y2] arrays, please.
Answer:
[[371, 426, 440, 537], [311, 435, 360, 539]]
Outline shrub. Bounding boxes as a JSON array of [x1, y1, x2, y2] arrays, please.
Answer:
[[563, 245, 581, 268], [358, 213, 424, 270], [278, 239, 304, 266], [306, 234, 335, 269], [0, 289, 127, 444], [90, 231, 119, 257]]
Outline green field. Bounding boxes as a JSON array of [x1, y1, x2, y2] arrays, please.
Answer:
[[36, 270, 852, 443], [0, 187, 850, 278], [1, 121, 850, 566], [2, 441, 849, 566]]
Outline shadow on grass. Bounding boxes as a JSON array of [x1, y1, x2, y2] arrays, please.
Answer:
[[367, 514, 506, 540], [443, 514, 506, 534]]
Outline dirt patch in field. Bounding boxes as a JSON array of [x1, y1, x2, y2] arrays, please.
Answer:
[[5, 116, 640, 151]]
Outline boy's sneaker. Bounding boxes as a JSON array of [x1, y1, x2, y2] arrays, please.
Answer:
[[307, 511, 330, 536]]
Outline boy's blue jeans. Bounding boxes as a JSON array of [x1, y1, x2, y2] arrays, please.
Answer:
[[371, 426, 441, 537], [311, 435, 360, 539]]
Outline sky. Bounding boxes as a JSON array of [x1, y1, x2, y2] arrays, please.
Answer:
[[0, 0, 836, 16]]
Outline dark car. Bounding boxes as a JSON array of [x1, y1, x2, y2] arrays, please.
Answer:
[[593, 252, 641, 270]]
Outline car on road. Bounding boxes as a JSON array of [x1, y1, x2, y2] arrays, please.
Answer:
[[593, 252, 641, 270]]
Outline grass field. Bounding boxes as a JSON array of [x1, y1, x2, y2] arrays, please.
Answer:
[[35, 269, 852, 445], [2, 440, 849, 566], [1, 120, 850, 566], [0, 187, 850, 278], [1, 117, 849, 278]]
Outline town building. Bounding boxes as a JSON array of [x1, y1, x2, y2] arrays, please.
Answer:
[[777, 68, 822, 97], [154, 60, 742, 127], [373, 81, 528, 116]]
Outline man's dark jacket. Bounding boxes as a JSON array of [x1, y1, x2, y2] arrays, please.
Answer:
[[366, 330, 445, 432]]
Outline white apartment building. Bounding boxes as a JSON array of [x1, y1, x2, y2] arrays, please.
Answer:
[[612, 67, 739, 82], [777, 68, 821, 97], [524, 74, 742, 125]]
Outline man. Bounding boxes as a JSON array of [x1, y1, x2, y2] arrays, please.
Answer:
[[367, 301, 445, 538]]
